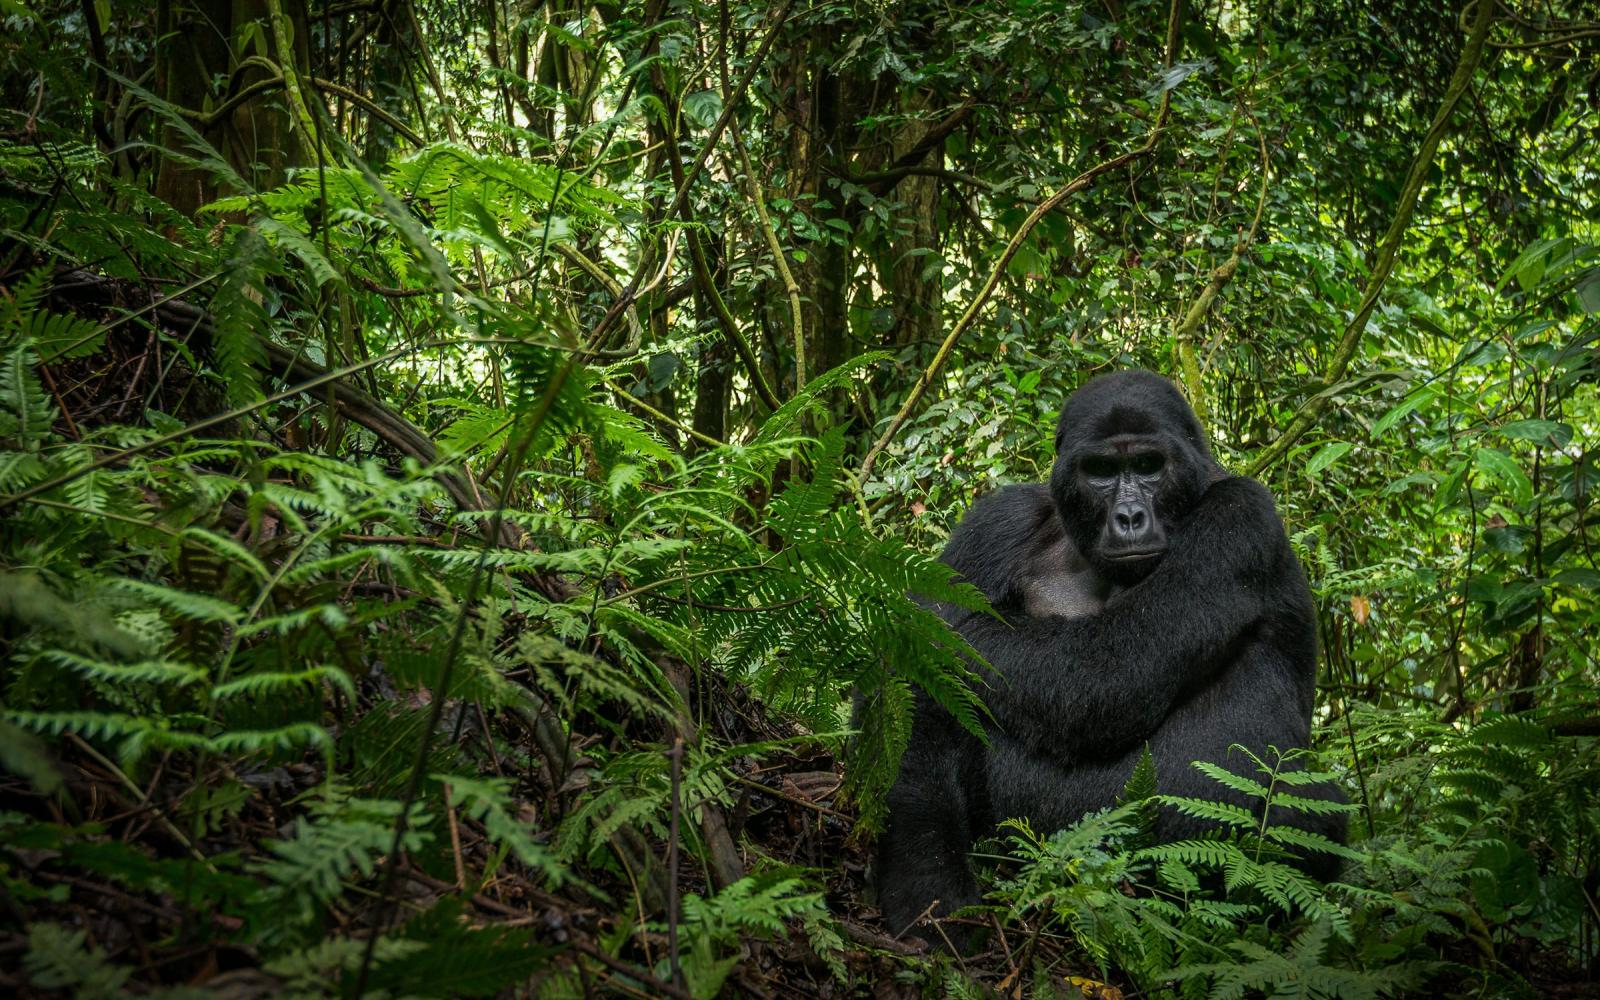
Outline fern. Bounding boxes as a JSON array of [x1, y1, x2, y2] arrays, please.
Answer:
[[40, 649, 206, 689], [665, 870, 838, 998], [253, 796, 432, 938], [440, 774, 568, 885], [1170, 916, 1428, 1000], [0, 345, 55, 446], [208, 225, 273, 404], [0, 267, 52, 332], [23, 923, 132, 999]]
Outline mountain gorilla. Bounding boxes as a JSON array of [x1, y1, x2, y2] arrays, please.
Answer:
[[877, 370, 1346, 944]]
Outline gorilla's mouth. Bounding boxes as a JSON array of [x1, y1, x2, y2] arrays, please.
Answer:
[[1104, 548, 1166, 563]]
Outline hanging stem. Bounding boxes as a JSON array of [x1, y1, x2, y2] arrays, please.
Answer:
[[860, 0, 1183, 480], [733, 121, 807, 391], [1172, 108, 1271, 426], [1243, 0, 1497, 477]]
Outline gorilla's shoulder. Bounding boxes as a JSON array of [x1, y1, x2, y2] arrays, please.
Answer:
[[1198, 475, 1297, 564], [939, 483, 1059, 601], [1204, 474, 1284, 522]]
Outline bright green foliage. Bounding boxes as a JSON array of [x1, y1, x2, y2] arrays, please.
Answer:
[[985, 724, 1597, 998], [2, 0, 1597, 994], [665, 870, 842, 997]]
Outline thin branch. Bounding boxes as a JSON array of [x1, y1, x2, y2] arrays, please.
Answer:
[[311, 77, 424, 147], [848, 164, 993, 192], [1242, 0, 1497, 478], [586, 0, 796, 349], [732, 122, 806, 390], [859, 0, 1184, 480], [1172, 107, 1270, 425], [861, 97, 977, 198], [172, 70, 423, 149], [607, 380, 726, 448], [652, 69, 783, 411]]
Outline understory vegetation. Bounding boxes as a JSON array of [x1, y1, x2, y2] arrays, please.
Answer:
[[0, 0, 1597, 996]]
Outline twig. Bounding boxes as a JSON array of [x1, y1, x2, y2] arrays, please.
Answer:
[[64, 734, 213, 870], [990, 912, 1018, 989], [859, 0, 1184, 480], [444, 782, 466, 889], [666, 737, 685, 990], [724, 770, 850, 820], [571, 939, 698, 1000], [837, 920, 927, 956], [1242, 0, 1497, 477]]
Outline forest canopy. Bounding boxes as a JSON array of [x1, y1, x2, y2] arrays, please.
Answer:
[[0, 0, 1597, 997]]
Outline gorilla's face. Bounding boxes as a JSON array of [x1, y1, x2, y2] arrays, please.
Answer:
[[1048, 371, 1217, 586]]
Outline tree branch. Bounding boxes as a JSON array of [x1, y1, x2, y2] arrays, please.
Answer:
[[859, 0, 1184, 480], [1172, 110, 1270, 425], [1242, 0, 1497, 478], [861, 97, 977, 198]]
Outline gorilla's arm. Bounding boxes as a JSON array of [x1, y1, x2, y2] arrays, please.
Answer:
[[942, 477, 1289, 760], [938, 483, 1067, 613]]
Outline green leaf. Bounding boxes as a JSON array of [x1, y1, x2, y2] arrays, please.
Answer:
[[1553, 568, 1600, 590], [257, 218, 342, 288], [1474, 448, 1532, 505], [1434, 456, 1471, 512], [1495, 237, 1568, 293], [682, 89, 723, 130], [1305, 441, 1353, 475], [1495, 419, 1572, 448], [1371, 386, 1435, 438]]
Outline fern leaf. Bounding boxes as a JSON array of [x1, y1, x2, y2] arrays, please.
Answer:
[[208, 226, 272, 404], [0, 346, 55, 445]]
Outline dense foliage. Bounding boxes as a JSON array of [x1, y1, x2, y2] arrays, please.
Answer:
[[1, 0, 1596, 996]]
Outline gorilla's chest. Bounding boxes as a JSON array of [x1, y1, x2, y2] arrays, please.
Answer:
[[1019, 535, 1114, 618]]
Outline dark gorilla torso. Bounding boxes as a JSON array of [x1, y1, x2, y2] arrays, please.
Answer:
[[964, 485, 1317, 837], [875, 371, 1346, 947]]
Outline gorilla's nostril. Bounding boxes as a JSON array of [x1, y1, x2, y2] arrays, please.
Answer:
[[1112, 502, 1148, 538]]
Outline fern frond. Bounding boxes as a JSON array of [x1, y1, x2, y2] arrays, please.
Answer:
[[111, 577, 244, 623], [253, 797, 431, 937], [208, 226, 273, 404], [0, 346, 55, 445], [41, 650, 205, 689], [1157, 795, 1257, 830], [442, 774, 568, 884], [211, 667, 356, 702], [1190, 760, 1271, 799]]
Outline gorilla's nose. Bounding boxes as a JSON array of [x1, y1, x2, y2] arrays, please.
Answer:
[[1111, 501, 1152, 543]]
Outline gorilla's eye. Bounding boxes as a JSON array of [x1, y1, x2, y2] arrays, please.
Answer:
[[1081, 456, 1118, 478], [1131, 453, 1165, 475]]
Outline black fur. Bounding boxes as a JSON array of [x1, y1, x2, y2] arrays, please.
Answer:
[[877, 370, 1346, 944]]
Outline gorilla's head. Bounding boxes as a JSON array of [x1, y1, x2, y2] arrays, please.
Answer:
[[1047, 370, 1221, 585]]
